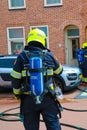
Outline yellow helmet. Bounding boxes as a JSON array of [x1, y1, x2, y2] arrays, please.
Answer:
[[27, 28, 47, 47], [82, 42, 87, 48]]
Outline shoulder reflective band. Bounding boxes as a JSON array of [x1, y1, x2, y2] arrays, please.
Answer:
[[11, 70, 21, 79], [54, 64, 62, 74]]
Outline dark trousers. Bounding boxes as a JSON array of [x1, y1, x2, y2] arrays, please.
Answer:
[[21, 94, 61, 130]]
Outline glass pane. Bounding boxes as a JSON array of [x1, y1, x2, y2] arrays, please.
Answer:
[[11, 0, 24, 7], [31, 26, 48, 48], [0, 59, 15, 68], [46, 0, 61, 4], [37, 27, 48, 48], [9, 28, 23, 38], [38, 27, 47, 36], [31, 27, 48, 36], [68, 29, 79, 37], [14, 42, 23, 50], [72, 39, 79, 59], [11, 41, 23, 54]]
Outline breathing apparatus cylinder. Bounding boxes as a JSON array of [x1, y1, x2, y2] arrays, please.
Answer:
[[76, 49, 84, 64], [29, 57, 44, 97]]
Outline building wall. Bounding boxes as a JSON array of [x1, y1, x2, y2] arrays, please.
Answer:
[[0, 0, 87, 64]]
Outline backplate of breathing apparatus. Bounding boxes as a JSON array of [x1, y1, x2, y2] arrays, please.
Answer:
[[23, 50, 46, 104]]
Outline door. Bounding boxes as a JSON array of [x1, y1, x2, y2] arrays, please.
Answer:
[[66, 38, 79, 66]]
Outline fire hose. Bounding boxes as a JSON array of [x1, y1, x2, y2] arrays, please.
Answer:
[[0, 106, 87, 130], [0, 86, 87, 129]]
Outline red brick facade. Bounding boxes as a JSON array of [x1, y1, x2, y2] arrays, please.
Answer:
[[0, 0, 87, 64]]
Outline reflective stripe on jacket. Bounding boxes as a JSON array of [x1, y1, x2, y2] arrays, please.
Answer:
[[11, 68, 54, 79], [11, 47, 63, 95]]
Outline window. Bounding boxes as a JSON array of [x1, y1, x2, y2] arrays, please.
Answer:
[[8, 0, 26, 9], [30, 25, 49, 48], [7, 27, 25, 54], [44, 0, 62, 7], [67, 29, 79, 37], [0, 58, 15, 68]]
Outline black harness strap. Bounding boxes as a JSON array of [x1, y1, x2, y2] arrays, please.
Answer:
[[29, 68, 43, 73]]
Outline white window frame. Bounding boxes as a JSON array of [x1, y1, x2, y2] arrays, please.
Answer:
[[7, 27, 25, 54], [44, 0, 62, 7], [8, 0, 26, 10], [67, 28, 80, 39], [30, 25, 49, 48]]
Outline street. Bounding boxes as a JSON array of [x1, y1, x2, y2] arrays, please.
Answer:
[[0, 86, 87, 130]]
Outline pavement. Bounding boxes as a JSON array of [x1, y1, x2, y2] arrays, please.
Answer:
[[60, 85, 87, 130], [0, 85, 87, 130], [75, 87, 87, 99]]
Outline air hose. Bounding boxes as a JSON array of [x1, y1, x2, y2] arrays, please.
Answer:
[[0, 106, 87, 130]]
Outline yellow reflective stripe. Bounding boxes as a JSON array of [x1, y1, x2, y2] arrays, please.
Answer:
[[22, 70, 30, 77], [50, 83, 55, 90], [11, 70, 21, 79], [13, 88, 21, 95], [13, 88, 31, 95], [84, 54, 87, 58], [54, 64, 62, 74], [82, 77, 87, 82], [44, 69, 53, 76], [22, 70, 26, 77], [24, 92, 31, 94], [22, 69, 53, 77]]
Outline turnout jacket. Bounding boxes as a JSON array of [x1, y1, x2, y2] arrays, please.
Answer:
[[11, 46, 63, 96]]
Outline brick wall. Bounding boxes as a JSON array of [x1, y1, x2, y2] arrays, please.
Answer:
[[0, 0, 87, 64]]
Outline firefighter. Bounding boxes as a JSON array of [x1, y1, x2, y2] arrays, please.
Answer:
[[81, 42, 87, 82], [76, 42, 87, 83], [11, 28, 63, 130]]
